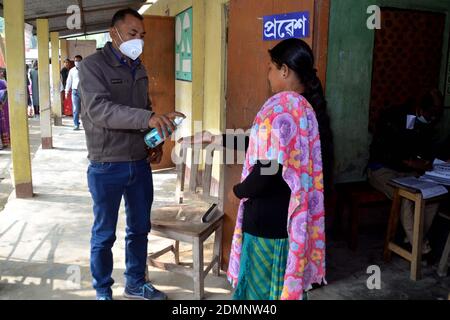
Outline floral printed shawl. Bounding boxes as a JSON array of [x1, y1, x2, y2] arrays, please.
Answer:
[[227, 91, 326, 300]]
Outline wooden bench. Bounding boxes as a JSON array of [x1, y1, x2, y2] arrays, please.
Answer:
[[147, 139, 224, 300], [335, 181, 390, 250], [384, 182, 447, 281]]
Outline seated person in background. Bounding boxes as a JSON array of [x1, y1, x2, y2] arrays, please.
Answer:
[[368, 89, 444, 255]]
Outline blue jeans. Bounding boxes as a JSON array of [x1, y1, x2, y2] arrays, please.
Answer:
[[72, 89, 81, 127], [87, 159, 153, 297]]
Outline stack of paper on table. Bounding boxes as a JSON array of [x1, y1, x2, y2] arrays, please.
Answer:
[[391, 176, 448, 200], [423, 159, 450, 186]]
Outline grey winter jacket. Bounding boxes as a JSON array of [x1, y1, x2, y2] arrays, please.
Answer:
[[79, 42, 153, 162]]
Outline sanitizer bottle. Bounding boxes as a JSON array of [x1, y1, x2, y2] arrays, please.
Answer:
[[144, 116, 184, 148]]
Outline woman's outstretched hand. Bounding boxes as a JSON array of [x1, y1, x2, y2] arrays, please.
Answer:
[[177, 130, 219, 145]]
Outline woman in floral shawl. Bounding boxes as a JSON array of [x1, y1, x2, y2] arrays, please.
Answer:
[[227, 38, 327, 300], [0, 79, 10, 148]]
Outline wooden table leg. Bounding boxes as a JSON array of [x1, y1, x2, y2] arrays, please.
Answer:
[[437, 231, 450, 277], [384, 189, 401, 262], [410, 194, 425, 281]]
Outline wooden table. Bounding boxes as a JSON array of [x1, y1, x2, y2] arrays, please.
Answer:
[[384, 181, 447, 281]]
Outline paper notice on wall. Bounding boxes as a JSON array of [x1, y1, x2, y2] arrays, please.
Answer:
[[175, 8, 192, 81], [182, 59, 191, 73]]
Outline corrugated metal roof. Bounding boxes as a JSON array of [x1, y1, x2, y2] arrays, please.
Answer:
[[0, 0, 148, 38]]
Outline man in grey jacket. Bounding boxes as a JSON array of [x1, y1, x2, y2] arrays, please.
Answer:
[[79, 8, 184, 300]]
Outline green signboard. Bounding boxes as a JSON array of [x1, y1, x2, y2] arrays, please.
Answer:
[[175, 8, 193, 82]]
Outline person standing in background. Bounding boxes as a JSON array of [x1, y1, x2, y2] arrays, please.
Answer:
[[0, 69, 4, 149], [30, 60, 40, 117], [61, 58, 71, 89], [0, 68, 6, 81], [0, 78, 10, 148], [60, 58, 72, 116], [65, 55, 82, 130], [25, 64, 32, 116]]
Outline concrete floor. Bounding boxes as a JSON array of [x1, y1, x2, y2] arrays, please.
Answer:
[[0, 117, 449, 300]]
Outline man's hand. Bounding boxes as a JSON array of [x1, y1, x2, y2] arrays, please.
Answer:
[[149, 112, 186, 139], [65, 92, 69, 99], [148, 144, 163, 165]]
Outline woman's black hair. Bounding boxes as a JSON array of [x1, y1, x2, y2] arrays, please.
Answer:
[[269, 38, 334, 195], [268, 39, 326, 120]]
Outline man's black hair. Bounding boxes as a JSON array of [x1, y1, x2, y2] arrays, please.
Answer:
[[74, 55, 83, 60], [111, 8, 143, 27]]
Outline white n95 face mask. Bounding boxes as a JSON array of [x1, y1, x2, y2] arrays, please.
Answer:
[[119, 39, 144, 60], [115, 27, 144, 60]]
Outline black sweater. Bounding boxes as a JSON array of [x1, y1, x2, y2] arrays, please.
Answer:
[[233, 161, 291, 239]]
